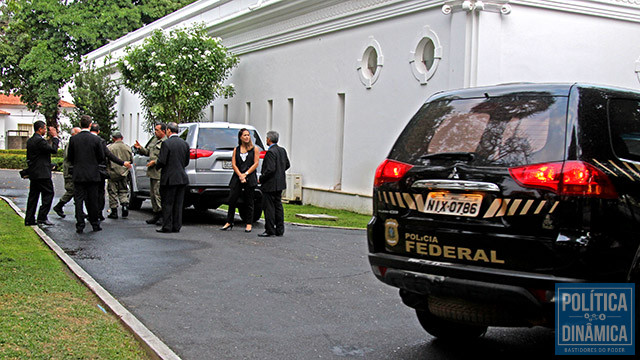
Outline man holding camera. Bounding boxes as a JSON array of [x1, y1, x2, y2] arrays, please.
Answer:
[[25, 120, 59, 226]]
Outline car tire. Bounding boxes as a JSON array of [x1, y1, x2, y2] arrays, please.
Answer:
[[128, 176, 143, 210], [415, 308, 487, 341]]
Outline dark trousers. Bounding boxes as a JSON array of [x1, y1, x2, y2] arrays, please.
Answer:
[[160, 185, 186, 232], [74, 181, 101, 230], [262, 190, 284, 235], [226, 184, 255, 224], [98, 179, 106, 213], [25, 178, 54, 223]]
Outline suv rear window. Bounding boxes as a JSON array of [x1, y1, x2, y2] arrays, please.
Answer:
[[608, 98, 640, 162], [196, 128, 265, 151], [389, 94, 568, 167]]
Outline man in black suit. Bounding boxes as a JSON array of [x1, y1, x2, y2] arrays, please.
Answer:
[[90, 123, 130, 220], [25, 120, 60, 226], [258, 130, 290, 237], [155, 122, 190, 233], [68, 115, 106, 233]]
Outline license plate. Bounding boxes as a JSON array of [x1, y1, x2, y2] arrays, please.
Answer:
[[222, 161, 233, 169], [424, 192, 482, 217]]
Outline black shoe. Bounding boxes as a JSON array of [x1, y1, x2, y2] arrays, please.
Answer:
[[92, 226, 102, 232], [53, 203, 66, 218], [258, 232, 274, 237], [108, 208, 118, 219], [25, 220, 37, 226], [37, 219, 54, 226], [155, 218, 163, 226], [121, 205, 129, 218], [146, 214, 160, 224], [156, 228, 171, 233], [220, 224, 233, 231]]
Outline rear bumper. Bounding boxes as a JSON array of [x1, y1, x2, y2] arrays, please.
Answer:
[[369, 252, 586, 327], [185, 186, 262, 205]]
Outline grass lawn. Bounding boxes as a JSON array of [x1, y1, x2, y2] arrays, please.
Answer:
[[221, 202, 371, 229], [0, 200, 150, 359]]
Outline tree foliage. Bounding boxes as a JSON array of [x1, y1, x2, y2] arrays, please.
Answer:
[[133, 0, 198, 25], [69, 61, 120, 142], [0, 0, 197, 129], [118, 24, 238, 130]]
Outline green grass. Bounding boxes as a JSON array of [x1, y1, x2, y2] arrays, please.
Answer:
[[221, 203, 371, 229], [0, 200, 150, 360]]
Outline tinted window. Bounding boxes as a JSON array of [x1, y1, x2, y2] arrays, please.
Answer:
[[196, 128, 264, 152], [389, 94, 568, 167], [608, 99, 640, 162]]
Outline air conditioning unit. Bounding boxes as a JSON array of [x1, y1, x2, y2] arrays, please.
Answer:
[[283, 173, 302, 203]]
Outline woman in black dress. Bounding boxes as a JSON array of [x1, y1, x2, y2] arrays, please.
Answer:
[[221, 128, 260, 232]]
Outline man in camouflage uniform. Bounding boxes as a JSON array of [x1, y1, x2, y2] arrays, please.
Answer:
[[106, 132, 133, 219], [53, 127, 81, 218], [134, 123, 167, 224]]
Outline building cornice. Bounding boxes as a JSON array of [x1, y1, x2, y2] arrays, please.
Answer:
[[85, 0, 640, 65]]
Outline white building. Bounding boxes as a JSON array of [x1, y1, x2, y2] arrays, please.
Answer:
[[0, 94, 75, 149], [84, 0, 640, 213]]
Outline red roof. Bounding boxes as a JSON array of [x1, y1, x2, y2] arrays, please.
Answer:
[[0, 94, 75, 108], [0, 109, 9, 115]]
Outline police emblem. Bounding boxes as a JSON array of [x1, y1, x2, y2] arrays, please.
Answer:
[[385, 219, 399, 246]]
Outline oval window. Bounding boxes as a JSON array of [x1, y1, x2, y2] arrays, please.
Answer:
[[357, 37, 383, 88]]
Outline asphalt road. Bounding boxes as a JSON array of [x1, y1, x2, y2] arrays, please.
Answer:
[[0, 169, 555, 359]]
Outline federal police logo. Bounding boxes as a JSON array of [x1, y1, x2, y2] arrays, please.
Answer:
[[384, 219, 399, 246], [556, 283, 635, 356]]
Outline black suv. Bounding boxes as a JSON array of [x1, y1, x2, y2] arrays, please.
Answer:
[[368, 83, 640, 339]]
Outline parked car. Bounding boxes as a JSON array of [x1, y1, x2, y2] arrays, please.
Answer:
[[129, 122, 266, 223], [367, 83, 640, 340]]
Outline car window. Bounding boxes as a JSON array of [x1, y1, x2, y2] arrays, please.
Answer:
[[389, 94, 567, 167], [197, 128, 263, 152], [608, 98, 640, 162]]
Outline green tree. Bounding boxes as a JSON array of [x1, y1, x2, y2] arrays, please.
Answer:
[[134, 0, 198, 25], [69, 61, 120, 142], [0, 0, 196, 129], [118, 24, 238, 130]]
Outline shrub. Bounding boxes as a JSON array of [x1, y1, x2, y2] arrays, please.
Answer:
[[0, 153, 64, 171]]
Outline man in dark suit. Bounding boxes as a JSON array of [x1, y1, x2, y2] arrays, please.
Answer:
[[155, 122, 190, 233], [258, 130, 290, 237], [68, 115, 106, 233], [90, 123, 130, 220], [25, 120, 60, 226]]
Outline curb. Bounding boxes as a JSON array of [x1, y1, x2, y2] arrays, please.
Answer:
[[1, 195, 182, 360]]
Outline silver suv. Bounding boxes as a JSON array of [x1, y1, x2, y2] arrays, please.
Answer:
[[129, 122, 265, 222]]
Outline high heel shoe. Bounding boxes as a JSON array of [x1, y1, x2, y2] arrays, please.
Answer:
[[245, 225, 252, 233], [220, 224, 233, 231]]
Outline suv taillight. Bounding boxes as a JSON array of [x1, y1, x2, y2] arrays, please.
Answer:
[[509, 161, 618, 198], [374, 159, 413, 187], [190, 149, 214, 159]]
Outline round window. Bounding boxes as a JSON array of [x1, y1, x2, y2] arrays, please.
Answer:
[[357, 37, 383, 88], [410, 26, 442, 85]]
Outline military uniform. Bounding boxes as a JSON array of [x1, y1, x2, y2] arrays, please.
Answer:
[[106, 139, 133, 218], [138, 135, 166, 222], [52, 146, 74, 218]]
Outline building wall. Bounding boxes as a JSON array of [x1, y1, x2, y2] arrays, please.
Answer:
[[85, 0, 640, 213]]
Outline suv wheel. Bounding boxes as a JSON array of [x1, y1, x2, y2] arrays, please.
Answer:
[[128, 176, 143, 210], [415, 308, 487, 341]]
